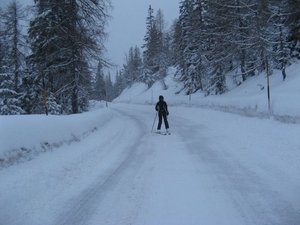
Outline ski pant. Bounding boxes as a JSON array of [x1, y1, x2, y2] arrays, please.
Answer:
[[157, 111, 169, 130]]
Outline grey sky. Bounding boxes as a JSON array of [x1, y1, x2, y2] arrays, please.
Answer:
[[107, 1, 180, 74]]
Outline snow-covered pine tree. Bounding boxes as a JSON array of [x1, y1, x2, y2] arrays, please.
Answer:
[[26, 0, 67, 114], [26, 0, 111, 114], [93, 61, 106, 101], [202, 0, 229, 95], [104, 73, 113, 101], [177, 0, 191, 84], [246, 0, 270, 76], [0, 72, 24, 115], [113, 70, 128, 99], [169, 19, 182, 66], [288, 0, 300, 59], [122, 46, 142, 86], [0, 1, 26, 115], [155, 9, 171, 80], [267, 0, 293, 80], [178, 0, 207, 94], [229, 0, 258, 82], [113, 70, 126, 98], [133, 46, 143, 81], [1, 1, 26, 91], [0, 7, 7, 74], [18, 72, 43, 114], [141, 5, 161, 87]]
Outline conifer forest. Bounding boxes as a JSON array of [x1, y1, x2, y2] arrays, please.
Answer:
[[0, 0, 299, 115]]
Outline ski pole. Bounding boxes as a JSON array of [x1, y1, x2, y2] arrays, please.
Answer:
[[151, 112, 158, 133]]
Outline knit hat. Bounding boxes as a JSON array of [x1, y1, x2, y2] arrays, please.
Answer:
[[159, 95, 164, 100]]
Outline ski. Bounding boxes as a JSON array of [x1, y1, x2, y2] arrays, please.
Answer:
[[154, 131, 171, 135]]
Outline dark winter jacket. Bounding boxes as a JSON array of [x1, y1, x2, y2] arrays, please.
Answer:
[[155, 100, 169, 115]]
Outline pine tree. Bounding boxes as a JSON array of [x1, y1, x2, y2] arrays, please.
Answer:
[[288, 0, 300, 59], [93, 61, 106, 101], [104, 73, 113, 101], [0, 1, 26, 115], [267, 0, 293, 80], [0, 6, 7, 74], [121, 46, 142, 87], [201, 0, 230, 95], [0, 72, 24, 114], [113, 70, 126, 99], [2, 0, 26, 91], [26, 0, 111, 114], [18, 71, 43, 114], [155, 9, 171, 80], [232, 0, 257, 81], [26, 0, 66, 114], [247, 0, 270, 75], [170, 19, 182, 67], [177, 0, 207, 94], [141, 5, 161, 87]]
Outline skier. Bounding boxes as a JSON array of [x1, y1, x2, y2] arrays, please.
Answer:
[[155, 95, 170, 134]]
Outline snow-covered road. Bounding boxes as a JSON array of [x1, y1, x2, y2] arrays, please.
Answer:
[[1, 103, 300, 225]]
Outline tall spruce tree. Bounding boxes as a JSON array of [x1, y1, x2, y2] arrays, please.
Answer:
[[113, 70, 126, 99], [121, 46, 142, 88], [267, 0, 292, 80], [178, 0, 208, 94], [201, 0, 229, 95], [104, 73, 113, 101], [288, 0, 300, 59], [93, 61, 106, 101], [155, 9, 171, 80], [170, 19, 183, 67], [26, 0, 111, 114], [0, 1, 26, 115], [248, 0, 270, 76], [141, 5, 161, 87]]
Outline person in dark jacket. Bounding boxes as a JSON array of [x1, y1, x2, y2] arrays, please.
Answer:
[[155, 95, 169, 133]]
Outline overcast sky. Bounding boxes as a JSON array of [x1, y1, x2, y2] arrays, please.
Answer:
[[0, 0, 180, 76], [107, 1, 180, 74]]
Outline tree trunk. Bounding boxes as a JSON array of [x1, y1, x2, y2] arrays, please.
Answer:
[[72, 83, 79, 114], [241, 49, 247, 82], [282, 67, 287, 81]]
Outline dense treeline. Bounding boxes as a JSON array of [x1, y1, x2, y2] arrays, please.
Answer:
[[1, 0, 299, 115], [0, 0, 112, 115], [118, 0, 300, 96]]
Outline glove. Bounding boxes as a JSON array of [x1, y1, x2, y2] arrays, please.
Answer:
[[167, 112, 169, 116]]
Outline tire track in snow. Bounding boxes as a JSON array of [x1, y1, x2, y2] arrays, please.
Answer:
[[170, 108, 300, 225], [55, 108, 151, 225]]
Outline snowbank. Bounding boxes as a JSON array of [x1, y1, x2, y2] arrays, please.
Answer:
[[0, 102, 111, 167]]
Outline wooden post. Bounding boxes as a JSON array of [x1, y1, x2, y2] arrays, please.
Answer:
[[266, 58, 271, 118]]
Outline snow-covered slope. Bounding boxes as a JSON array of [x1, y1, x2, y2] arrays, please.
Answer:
[[114, 62, 300, 121]]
